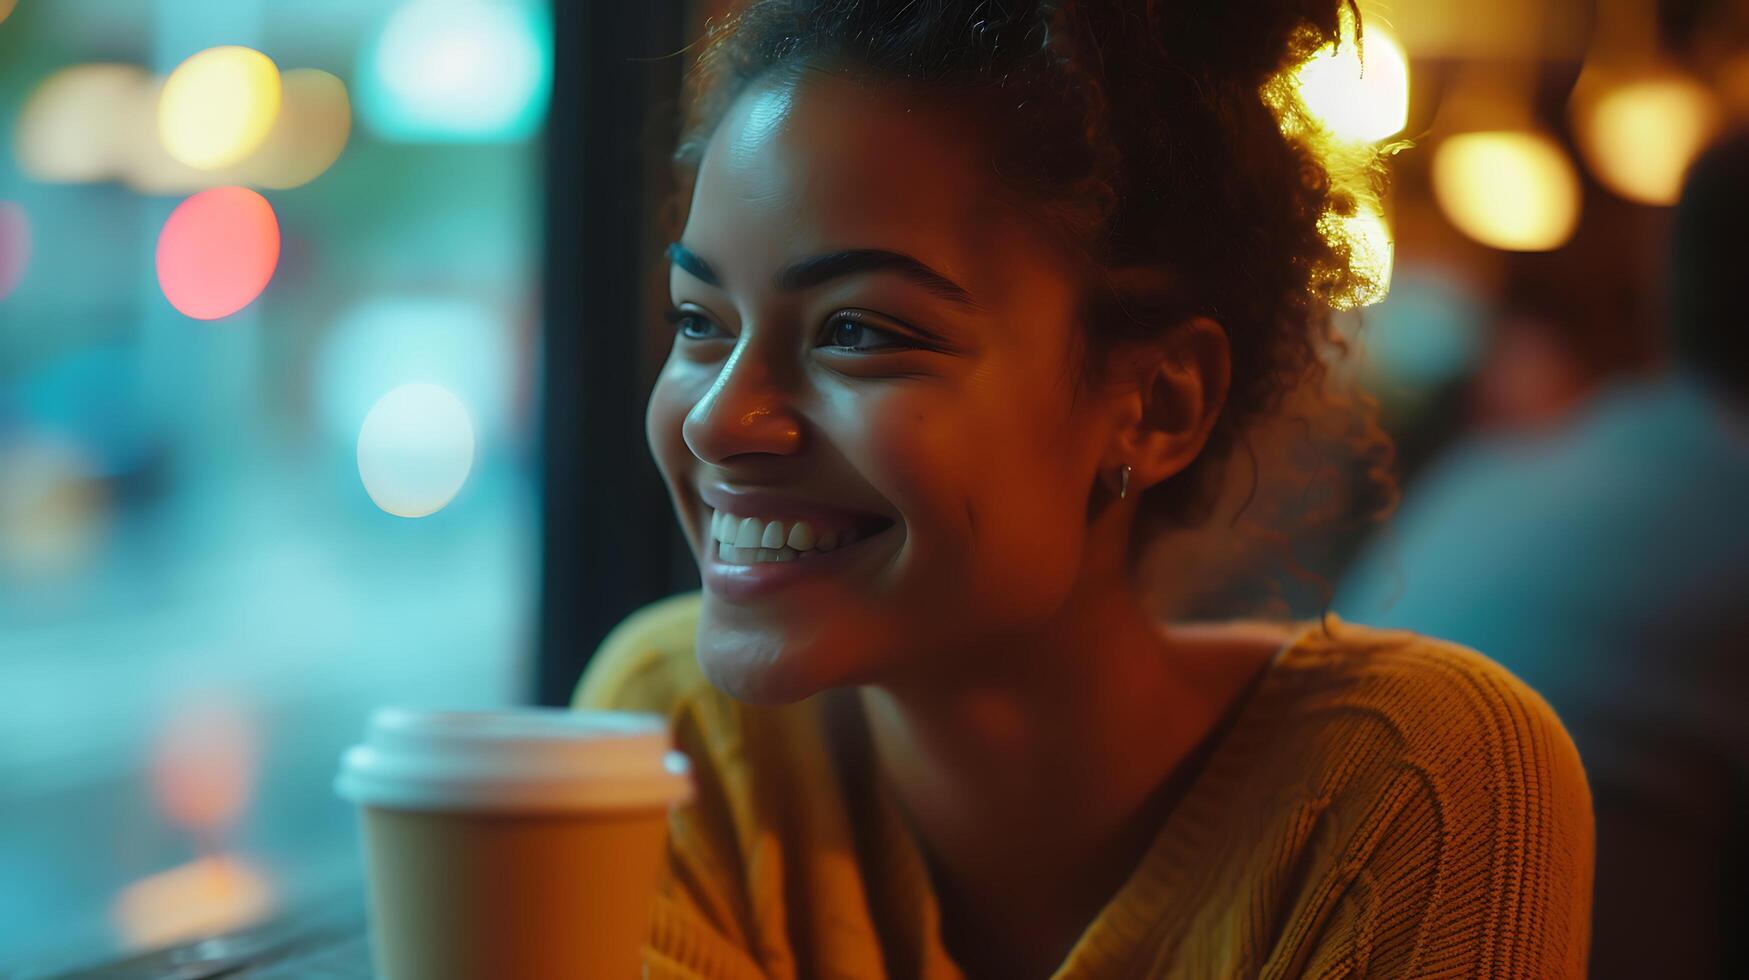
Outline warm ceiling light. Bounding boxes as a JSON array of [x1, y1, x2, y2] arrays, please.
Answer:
[[1572, 71, 1723, 206], [1432, 130, 1582, 251], [1718, 51, 1749, 118], [1294, 21, 1411, 142]]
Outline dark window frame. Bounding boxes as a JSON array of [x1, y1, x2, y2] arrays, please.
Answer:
[[537, 0, 699, 706]]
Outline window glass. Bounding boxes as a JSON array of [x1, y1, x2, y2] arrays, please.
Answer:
[[0, 0, 547, 968]]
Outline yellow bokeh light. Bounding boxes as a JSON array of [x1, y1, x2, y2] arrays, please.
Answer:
[[124, 76, 229, 196], [158, 46, 282, 171], [234, 68, 352, 189], [1433, 131, 1582, 252], [126, 69, 351, 194], [1323, 204, 1394, 307], [113, 855, 273, 951], [1294, 21, 1410, 142], [1575, 74, 1722, 207], [0, 0, 17, 26]]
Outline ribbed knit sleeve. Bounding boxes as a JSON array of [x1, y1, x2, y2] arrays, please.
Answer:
[[1266, 635, 1596, 979], [645, 897, 769, 980]]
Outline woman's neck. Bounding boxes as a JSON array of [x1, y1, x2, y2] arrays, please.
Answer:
[[857, 576, 1277, 978]]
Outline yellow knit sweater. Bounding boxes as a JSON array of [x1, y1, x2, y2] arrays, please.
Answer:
[[574, 591, 1594, 978]]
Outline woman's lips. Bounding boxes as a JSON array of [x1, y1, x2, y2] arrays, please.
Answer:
[[701, 518, 899, 602]]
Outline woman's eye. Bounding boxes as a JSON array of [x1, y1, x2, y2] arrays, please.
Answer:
[[663, 307, 722, 341], [663, 307, 914, 353], [822, 314, 909, 352]]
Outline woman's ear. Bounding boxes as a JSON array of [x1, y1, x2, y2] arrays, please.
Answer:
[[1107, 316, 1231, 494]]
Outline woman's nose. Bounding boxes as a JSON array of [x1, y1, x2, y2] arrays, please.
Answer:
[[681, 344, 804, 464]]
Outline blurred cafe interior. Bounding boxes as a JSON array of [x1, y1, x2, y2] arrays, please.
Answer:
[[1, 0, 1746, 975]]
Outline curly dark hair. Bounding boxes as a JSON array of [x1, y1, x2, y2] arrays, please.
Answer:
[[665, 0, 1391, 569]]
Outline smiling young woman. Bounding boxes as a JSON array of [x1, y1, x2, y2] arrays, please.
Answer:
[[573, 1, 1594, 977]]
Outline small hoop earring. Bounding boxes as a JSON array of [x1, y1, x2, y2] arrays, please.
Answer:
[[1118, 464, 1131, 500]]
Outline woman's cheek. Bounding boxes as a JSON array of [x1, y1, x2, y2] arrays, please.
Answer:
[[645, 368, 696, 481], [849, 398, 953, 543], [933, 434, 1087, 624], [856, 398, 1048, 652]]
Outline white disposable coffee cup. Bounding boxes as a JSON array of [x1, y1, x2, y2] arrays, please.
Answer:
[[335, 708, 692, 980]]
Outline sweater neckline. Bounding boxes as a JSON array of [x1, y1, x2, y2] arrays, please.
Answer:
[[1045, 615, 1329, 978], [828, 615, 1331, 979]]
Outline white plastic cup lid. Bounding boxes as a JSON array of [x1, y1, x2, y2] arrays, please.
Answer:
[[334, 707, 693, 814]]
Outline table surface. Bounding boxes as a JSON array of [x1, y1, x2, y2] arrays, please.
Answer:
[[44, 900, 374, 980]]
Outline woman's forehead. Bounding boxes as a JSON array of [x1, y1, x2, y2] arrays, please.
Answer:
[[684, 74, 1043, 293]]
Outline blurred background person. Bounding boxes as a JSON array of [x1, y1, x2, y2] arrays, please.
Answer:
[[1338, 129, 1749, 978]]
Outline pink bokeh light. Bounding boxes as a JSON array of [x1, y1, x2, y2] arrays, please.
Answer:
[[0, 201, 29, 302], [155, 186, 281, 320]]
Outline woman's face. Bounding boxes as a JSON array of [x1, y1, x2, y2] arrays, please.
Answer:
[[648, 72, 1124, 704]]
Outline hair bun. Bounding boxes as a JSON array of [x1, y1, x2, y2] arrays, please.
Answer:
[[1139, 0, 1353, 87]]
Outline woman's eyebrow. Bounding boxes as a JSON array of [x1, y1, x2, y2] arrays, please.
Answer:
[[666, 242, 985, 312]]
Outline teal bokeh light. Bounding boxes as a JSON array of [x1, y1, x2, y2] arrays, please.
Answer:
[[357, 0, 552, 143]]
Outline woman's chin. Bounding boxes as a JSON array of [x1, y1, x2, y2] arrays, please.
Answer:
[[699, 656, 828, 707], [696, 633, 836, 707]]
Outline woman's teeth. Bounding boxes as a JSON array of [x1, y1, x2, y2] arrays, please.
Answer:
[[707, 509, 868, 565]]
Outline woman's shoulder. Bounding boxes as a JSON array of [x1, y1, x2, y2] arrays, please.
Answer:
[[1232, 618, 1596, 976], [572, 590, 714, 716], [1275, 615, 1585, 766], [1263, 616, 1593, 813]]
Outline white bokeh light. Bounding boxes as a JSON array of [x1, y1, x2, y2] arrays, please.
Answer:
[[13, 64, 148, 182], [356, 383, 476, 518]]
